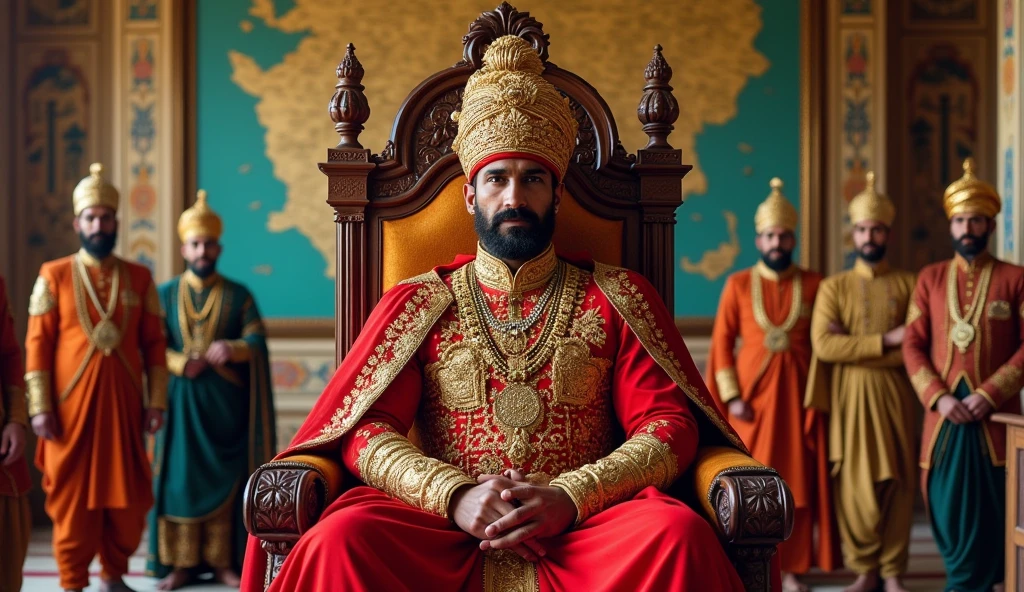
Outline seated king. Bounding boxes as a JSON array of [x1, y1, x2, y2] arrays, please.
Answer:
[[242, 36, 750, 591]]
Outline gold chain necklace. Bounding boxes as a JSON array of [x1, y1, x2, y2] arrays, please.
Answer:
[[751, 265, 802, 353], [74, 255, 122, 356], [178, 277, 224, 355], [946, 259, 993, 354]]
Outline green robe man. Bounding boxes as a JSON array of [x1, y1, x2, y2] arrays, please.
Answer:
[[147, 190, 276, 590]]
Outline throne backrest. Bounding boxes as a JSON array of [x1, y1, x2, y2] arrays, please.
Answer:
[[319, 3, 691, 364]]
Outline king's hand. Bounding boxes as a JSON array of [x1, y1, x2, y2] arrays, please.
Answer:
[[449, 471, 549, 562]]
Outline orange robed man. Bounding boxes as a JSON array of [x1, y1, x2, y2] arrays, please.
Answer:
[[707, 178, 839, 592], [0, 274, 32, 592], [903, 159, 1024, 592], [25, 163, 168, 592], [240, 36, 753, 592]]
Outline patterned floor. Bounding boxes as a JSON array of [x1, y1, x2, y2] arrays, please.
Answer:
[[22, 523, 946, 591]]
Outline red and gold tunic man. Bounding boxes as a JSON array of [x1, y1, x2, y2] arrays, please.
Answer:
[[240, 36, 750, 592], [903, 158, 1024, 592], [0, 274, 31, 592], [25, 163, 168, 592], [707, 179, 839, 591]]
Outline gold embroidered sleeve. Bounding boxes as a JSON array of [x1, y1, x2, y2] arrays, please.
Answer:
[[166, 350, 188, 376], [549, 432, 679, 527], [147, 366, 169, 410], [714, 368, 741, 403], [2, 385, 28, 426], [24, 370, 52, 416], [978, 363, 1024, 408], [227, 340, 251, 362], [909, 366, 949, 410], [356, 430, 476, 519], [28, 276, 55, 316]]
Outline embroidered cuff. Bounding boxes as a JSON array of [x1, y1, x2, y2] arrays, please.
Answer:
[[24, 370, 52, 416], [147, 366, 169, 410], [549, 433, 678, 527], [227, 340, 251, 362], [975, 388, 999, 410], [3, 385, 28, 426], [926, 389, 950, 411], [356, 431, 476, 519], [166, 350, 188, 376], [714, 368, 741, 404]]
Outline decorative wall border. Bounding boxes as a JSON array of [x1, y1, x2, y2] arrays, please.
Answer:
[[998, 0, 1022, 263]]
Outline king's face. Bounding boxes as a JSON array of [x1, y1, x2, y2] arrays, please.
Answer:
[[464, 158, 560, 231]]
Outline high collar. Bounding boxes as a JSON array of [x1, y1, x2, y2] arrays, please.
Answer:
[[853, 257, 889, 278], [78, 248, 115, 269], [754, 259, 797, 281], [955, 250, 993, 272], [184, 268, 221, 291], [474, 243, 557, 294]]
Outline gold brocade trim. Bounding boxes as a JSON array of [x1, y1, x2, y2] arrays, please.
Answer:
[[750, 264, 802, 353], [24, 371, 52, 416], [474, 243, 557, 295], [166, 350, 187, 376], [483, 550, 539, 592], [427, 342, 488, 411], [906, 300, 922, 325], [550, 429, 678, 526], [714, 368, 741, 403], [157, 504, 233, 569], [591, 263, 746, 451], [295, 276, 453, 450], [28, 275, 55, 316], [147, 366, 168, 409], [945, 258, 993, 356], [355, 426, 475, 519], [991, 365, 1023, 399]]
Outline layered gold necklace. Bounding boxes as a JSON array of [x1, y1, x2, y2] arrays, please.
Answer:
[[177, 276, 224, 355], [452, 260, 580, 464], [72, 255, 123, 356], [751, 265, 802, 353], [946, 259, 993, 354]]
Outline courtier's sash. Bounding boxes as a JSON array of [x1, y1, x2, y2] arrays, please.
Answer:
[[276, 254, 745, 460]]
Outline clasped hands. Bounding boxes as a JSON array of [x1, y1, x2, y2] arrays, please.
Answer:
[[182, 340, 233, 378], [449, 469, 577, 563], [936, 393, 993, 424]]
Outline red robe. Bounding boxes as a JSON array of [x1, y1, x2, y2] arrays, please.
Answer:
[[241, 249, 761, 592]]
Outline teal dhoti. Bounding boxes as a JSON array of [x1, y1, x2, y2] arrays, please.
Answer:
[[927, 379, 1005, 592]]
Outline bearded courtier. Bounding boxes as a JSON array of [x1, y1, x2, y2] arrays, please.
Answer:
[[903, 158, 1024, 592], [806, 173, 917, 592], [147, 191, 276, 590], [239, 35, 749, 591], [24, 163, 168, 592], [707, 178, 839, 592]]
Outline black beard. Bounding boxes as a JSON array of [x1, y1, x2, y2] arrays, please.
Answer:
[[187, 259, 217, 278], [474, 202, 555, 262], [952, 232, 990, 259], [858, 243, 887, 263], [761, 249, 793, 272], [78, 230, 117, 260]]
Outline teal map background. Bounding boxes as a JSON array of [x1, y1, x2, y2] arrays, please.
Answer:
[[196, 0, 801, 318]]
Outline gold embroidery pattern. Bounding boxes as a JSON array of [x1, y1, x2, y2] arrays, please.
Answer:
[[24, 370, 51, 416], [992, 365, 1024, 398], [157, 507, 233, 569], [906, 300, 923, 325], [551, 338, 611, 406], [550, 430, 678, 526], [296, 277, 453, 450], [356, 428, 476, 519], [910, 366, 943, 396], [751, 264, 802, 353], [28, 275, 56, 316], [591, 264, 745, 451], [474, 244, 557, 294], [714, 367, 741, 403], [571, 306, 607, 348], [147, 366, 169, 409], [483, 549, 538, 592], [945, 259, 993, 354], [987, 300, 1011, 320], [427, 342, 487, 410]]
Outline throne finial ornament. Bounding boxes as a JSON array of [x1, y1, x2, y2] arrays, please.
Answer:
[[637, 44, 680, 150], [329, 43, 371, 149], [461, 2, 550, 68]]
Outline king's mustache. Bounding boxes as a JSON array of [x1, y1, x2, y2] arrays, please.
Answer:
[[491, 208, 540, 229]]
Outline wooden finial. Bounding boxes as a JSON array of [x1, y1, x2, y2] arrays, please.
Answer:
[[637, 44, 679, 149], [329, 43, 371, 149]]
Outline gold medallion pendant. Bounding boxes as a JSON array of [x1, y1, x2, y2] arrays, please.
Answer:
[[498, 328, 529, 356], [951, 320, 976, 354], [92, 318, 122, 355], [494, 384, 542, 428], [764, 328, 790, 353]]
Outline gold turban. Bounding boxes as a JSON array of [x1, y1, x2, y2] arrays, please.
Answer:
[[754, 177, 798, 233], [72, 162, 119, 216], [943, 158, 1001, 219], [177, 189, 223, 242], [451, 35, 578, 182], [848, 171, 895, 226]]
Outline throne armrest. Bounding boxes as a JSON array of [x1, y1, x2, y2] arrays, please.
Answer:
[[242, 454, 346, 553]]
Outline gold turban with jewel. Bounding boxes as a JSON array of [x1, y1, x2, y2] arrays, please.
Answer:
[[754, 177, 798, 233], [451, 35, 578, 182], [848, 171, 896, 226], [72, 163, 120, 216], [942, 158, 1001, 219], [177, 189, 223, 242]]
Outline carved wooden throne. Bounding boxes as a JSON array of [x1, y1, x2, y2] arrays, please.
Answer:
[[243, 4, 794, 591]]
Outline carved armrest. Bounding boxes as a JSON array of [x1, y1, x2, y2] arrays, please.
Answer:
[[242, 454, 346, 555], [690, 446, 795, 545]]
